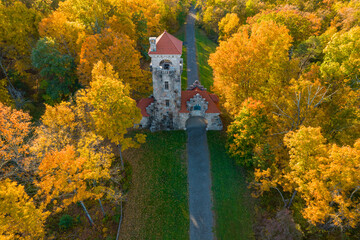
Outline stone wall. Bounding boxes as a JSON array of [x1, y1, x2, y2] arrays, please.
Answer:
[[149, 54, 183, 131], [204, 113, 223, 130]]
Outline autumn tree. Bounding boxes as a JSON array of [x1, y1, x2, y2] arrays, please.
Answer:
[[0, 1, 42, 73], [0, 178, 48, 240], [38, 11, 86, 59], [33, 100, 117, 218], [0, 103, 33, 181], [227, 98, 270, 168], [218, 13, 240, 41], [0, 1, 42, 106], [332, 0, 360, 31], [248, 5, 321, 45], [36, 145, 100, 225], [31, 101, 79, 157], [284, 127, 360, 229], [76, 61, 145, 169], [56, 0, 112, 33], [255, 126, 360, 230], [32, 101, 114, 183], [78, 28, 151, 98], [209, 20, 296, 116], [320, 26, 360, 88], [32, 37, 79, 104]]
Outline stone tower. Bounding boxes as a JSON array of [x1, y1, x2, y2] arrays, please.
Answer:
[[148, 31, 183, 130]]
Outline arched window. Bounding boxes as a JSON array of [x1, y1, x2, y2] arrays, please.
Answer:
[[159, 60, 172, 70], [194, 105, 201, 111]]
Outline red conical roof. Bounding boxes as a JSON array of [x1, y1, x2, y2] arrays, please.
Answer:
[[148, 30, 183, 55]]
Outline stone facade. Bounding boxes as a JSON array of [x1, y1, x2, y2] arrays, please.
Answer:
[[149, 54, 183, 131], [137, 31, 222, 131]]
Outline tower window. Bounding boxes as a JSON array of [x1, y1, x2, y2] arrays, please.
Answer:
[[165, 81, 169, 90], [165, 100, 170, 107]]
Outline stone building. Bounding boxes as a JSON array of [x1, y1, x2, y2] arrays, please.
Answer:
[[137, 31, 222, 131]]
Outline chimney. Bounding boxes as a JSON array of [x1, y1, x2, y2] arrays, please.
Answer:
[[149, 37, 156, 52]]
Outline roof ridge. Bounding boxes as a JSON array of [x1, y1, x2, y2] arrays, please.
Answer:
[[163, 32, 181, 54], [165, 32, 182, 53], [149, 30, 183, 55]]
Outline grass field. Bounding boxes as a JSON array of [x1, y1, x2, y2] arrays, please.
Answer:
[[195, 27, 217, 91], [208, 131, 255, 240], [174, 27, 188, 90], [120, 131, 189, 239]]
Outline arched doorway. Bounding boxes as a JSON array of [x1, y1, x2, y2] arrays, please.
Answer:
[[185, 116, 208, 130]]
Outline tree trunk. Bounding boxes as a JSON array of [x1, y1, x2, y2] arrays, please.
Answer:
[[272, 187, 286, 208], [115, 201, 123, 240], [80, 201, 95, 226], [98, 198, 106, 217], [118, 145, 124, 170], [92, 180, 106, 217], [287, 190, 297, 209]]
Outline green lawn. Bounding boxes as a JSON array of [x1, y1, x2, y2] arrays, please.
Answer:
[[208, 131, 255, 240], [120, 131, 189, 239], [195, 27, 217, 91], [174, 27, 188, 90]]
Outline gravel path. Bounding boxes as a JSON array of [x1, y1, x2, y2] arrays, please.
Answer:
[[186, 116, 214, 240], [185, 6, 214, 240]]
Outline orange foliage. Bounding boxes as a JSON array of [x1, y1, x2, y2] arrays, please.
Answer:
[[78, 28, 151, 98], [36, 145, 101, 212], [0, 103, 33, 179], [209, 20, 295, 116]]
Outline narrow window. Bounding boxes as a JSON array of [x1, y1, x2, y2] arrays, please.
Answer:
[[166, 100, 170, 107], [165, 81, 169, 90]]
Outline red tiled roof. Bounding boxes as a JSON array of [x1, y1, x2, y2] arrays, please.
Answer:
[[137, 97, 154, 117], [180, 88, 221, 113], [148, 31, 183, 55], [209, 94, 219, 103]]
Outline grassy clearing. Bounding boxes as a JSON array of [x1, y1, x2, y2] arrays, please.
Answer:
[[120, 131, 189, 239], [174, 26, 188, 90], [195, 27, 217, 91], [208, 131, 255, 240]]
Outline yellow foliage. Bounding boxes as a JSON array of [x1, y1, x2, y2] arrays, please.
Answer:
[[284, 126, 360, 228], [36, 146, 101, 212], [77, 61, 145, 149], [0, 179, 48, 240], [0, 103, 33, 178], [39, 11, 86, 60], [78, 28, 151, 99], [209, 20, 295, 116]]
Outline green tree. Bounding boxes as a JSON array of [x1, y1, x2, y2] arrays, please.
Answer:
[[31, 37, 79, 104], [227, 98, 269, 168]]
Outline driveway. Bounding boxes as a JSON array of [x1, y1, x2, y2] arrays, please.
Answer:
[[186, 117, 214, 240]]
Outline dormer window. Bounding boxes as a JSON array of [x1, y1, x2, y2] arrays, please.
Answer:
[[165, 81, 169, 90]]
